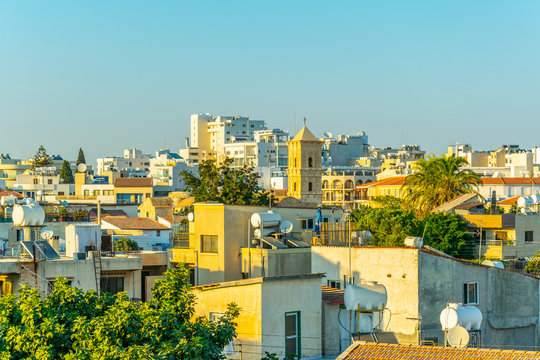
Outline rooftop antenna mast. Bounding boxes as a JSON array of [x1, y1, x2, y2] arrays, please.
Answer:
[[303, 117, 307, 127]]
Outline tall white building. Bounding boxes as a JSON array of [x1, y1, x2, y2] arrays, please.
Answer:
[[97, 148, 151, 175], [180, 113, 267, 164]]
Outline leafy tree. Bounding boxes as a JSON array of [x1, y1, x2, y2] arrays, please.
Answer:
[[421, 212, 476, 258], [402, 154, 481, 219], [525, 252, 540, 275], [32, 145, 53, 169], [0, 264, 239, 359], [180, 158, 270, 206], [114, 236, 139, 251], [59, 160, 74, 183], [77, 148, 86, 165], [371, 195, 404, 209], [351, 205, 421, 247]]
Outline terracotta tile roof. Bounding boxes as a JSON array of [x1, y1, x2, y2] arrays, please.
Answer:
[[88, 209, 128, 221], [432, 193, 479, 213], [498, 196, 521, 206], [102, 216, 169, 230], [0, 189, 23, 198], [480, 177, 540, 185], [338, 341, 540, 359], [148, 197, 173, 207], [355, 176, 406, 190], [322, 286, 344, 305], [114, 178, 153, 187]]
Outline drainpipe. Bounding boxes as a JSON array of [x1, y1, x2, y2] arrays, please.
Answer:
[[97, 200, 102, 226]]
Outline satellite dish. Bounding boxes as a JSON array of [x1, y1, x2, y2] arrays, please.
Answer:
[[25, 198, 35, 205], [447, 325, 469, 348], [279, 220, 293, 234], [77, 163, 87, 173], [187, 212, 194, 222], [40, 227, 54, 240]]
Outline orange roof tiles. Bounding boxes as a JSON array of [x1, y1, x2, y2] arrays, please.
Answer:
[[0, 189, 23, 198], [338, 342, 540, 359], [498, 196, 520, 206], [355, 176, 406, 190], [114, 178, 153, 187], [102, 217, 169, 230]]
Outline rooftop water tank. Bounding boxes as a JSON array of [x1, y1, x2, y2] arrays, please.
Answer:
[[12, 203, 45, 226], [404, 236, 423, 248], [440, 303, 482, 331], [517, 196, 534, 208], [251, 210, 281, 228], [344, 281, 387, 311], [481, 260, 504, 269]]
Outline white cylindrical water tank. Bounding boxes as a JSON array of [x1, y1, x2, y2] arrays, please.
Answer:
[[12, 204, 45, 226], [0, 195, 16, 206], [482, 260, 504, 269], [253, 228, 275, 239], [517, 196, 533, 208], [251, 211, 281, 228], [440, 303, 482, 331], [344, 281, 387, 311], [404, 236, 423, 248]]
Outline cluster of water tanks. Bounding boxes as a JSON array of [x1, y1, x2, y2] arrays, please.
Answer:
[[517, 195, 540, 209]]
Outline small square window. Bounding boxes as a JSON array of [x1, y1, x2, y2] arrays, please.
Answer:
[[525, 231, 533, 242], [463, 282, 479, 305]]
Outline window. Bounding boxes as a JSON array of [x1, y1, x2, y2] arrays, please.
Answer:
[[285, 312, 301, 357], [308, 182, 312, 192], [463, 282, 479, 305], [344, 275, 355, 287], [294, 158, 297, 167], [209, 312, 225, 322], [300, 218, 314, 230], [525, 231, 534, 242], [84, 190, 90, 196], [327, 280, 341, 289], [101, 277, 124, 295], [47, 179, 53, 184], [58, 191, 64, 196], [495, 231, 507, 241], [201, 235, 218, 253], [308, 157, 313, 167], [156, 230, 161, 237], [293, 182, 297, 192], [93, 190, 101, 196], [33, 178, 39, 185]]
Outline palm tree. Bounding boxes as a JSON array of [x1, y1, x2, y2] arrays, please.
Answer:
[[402, 154, 481, 218]]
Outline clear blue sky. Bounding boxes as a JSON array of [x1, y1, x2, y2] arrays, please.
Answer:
[[1, 1, 539, 164]]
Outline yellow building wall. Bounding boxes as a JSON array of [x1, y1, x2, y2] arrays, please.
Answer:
[[193, 282, 263, 359]]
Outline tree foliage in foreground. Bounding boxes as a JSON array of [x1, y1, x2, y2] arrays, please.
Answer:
[[180, 158, 270, 206], [351, 200, 475, 258], [525, 252, 540, 275], [0, 264, 239, 359], [402, 154, 481, 219]]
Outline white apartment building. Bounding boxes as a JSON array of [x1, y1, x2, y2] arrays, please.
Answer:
[[148, 150, 197, 191], [321, 132, 369, 167], [12, 168, 74, 201], [97, 148, 151, 175], [180, 113, 267, 164]]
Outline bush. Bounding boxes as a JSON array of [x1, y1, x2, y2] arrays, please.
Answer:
[[114, 237, 139, 251]]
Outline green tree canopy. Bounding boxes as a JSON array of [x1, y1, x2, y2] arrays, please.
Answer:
[[421, 212, 475, 258], [351, 202, 475, 258], [114, 237, 139, 251], [402, 154, 482, 218], [0, 264, 239, 359], [180, 158, 270, 206], [32, 145, 53, 169], [59, 160, 74, 183], [77, 148, 86, 165]]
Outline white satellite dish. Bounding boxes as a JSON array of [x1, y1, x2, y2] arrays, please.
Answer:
[[187, 212, 194, 222], [40, 227, 54, 240], [77, 163, 87, 173], [447, 325, 469, 348], [279, 220, 293, 234]]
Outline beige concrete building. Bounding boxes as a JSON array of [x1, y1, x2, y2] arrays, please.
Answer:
[[287, 126, 323, 206], [322, 167, 377, 210], [312, 246, 540, 350], [138, 197, 173, 220]]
